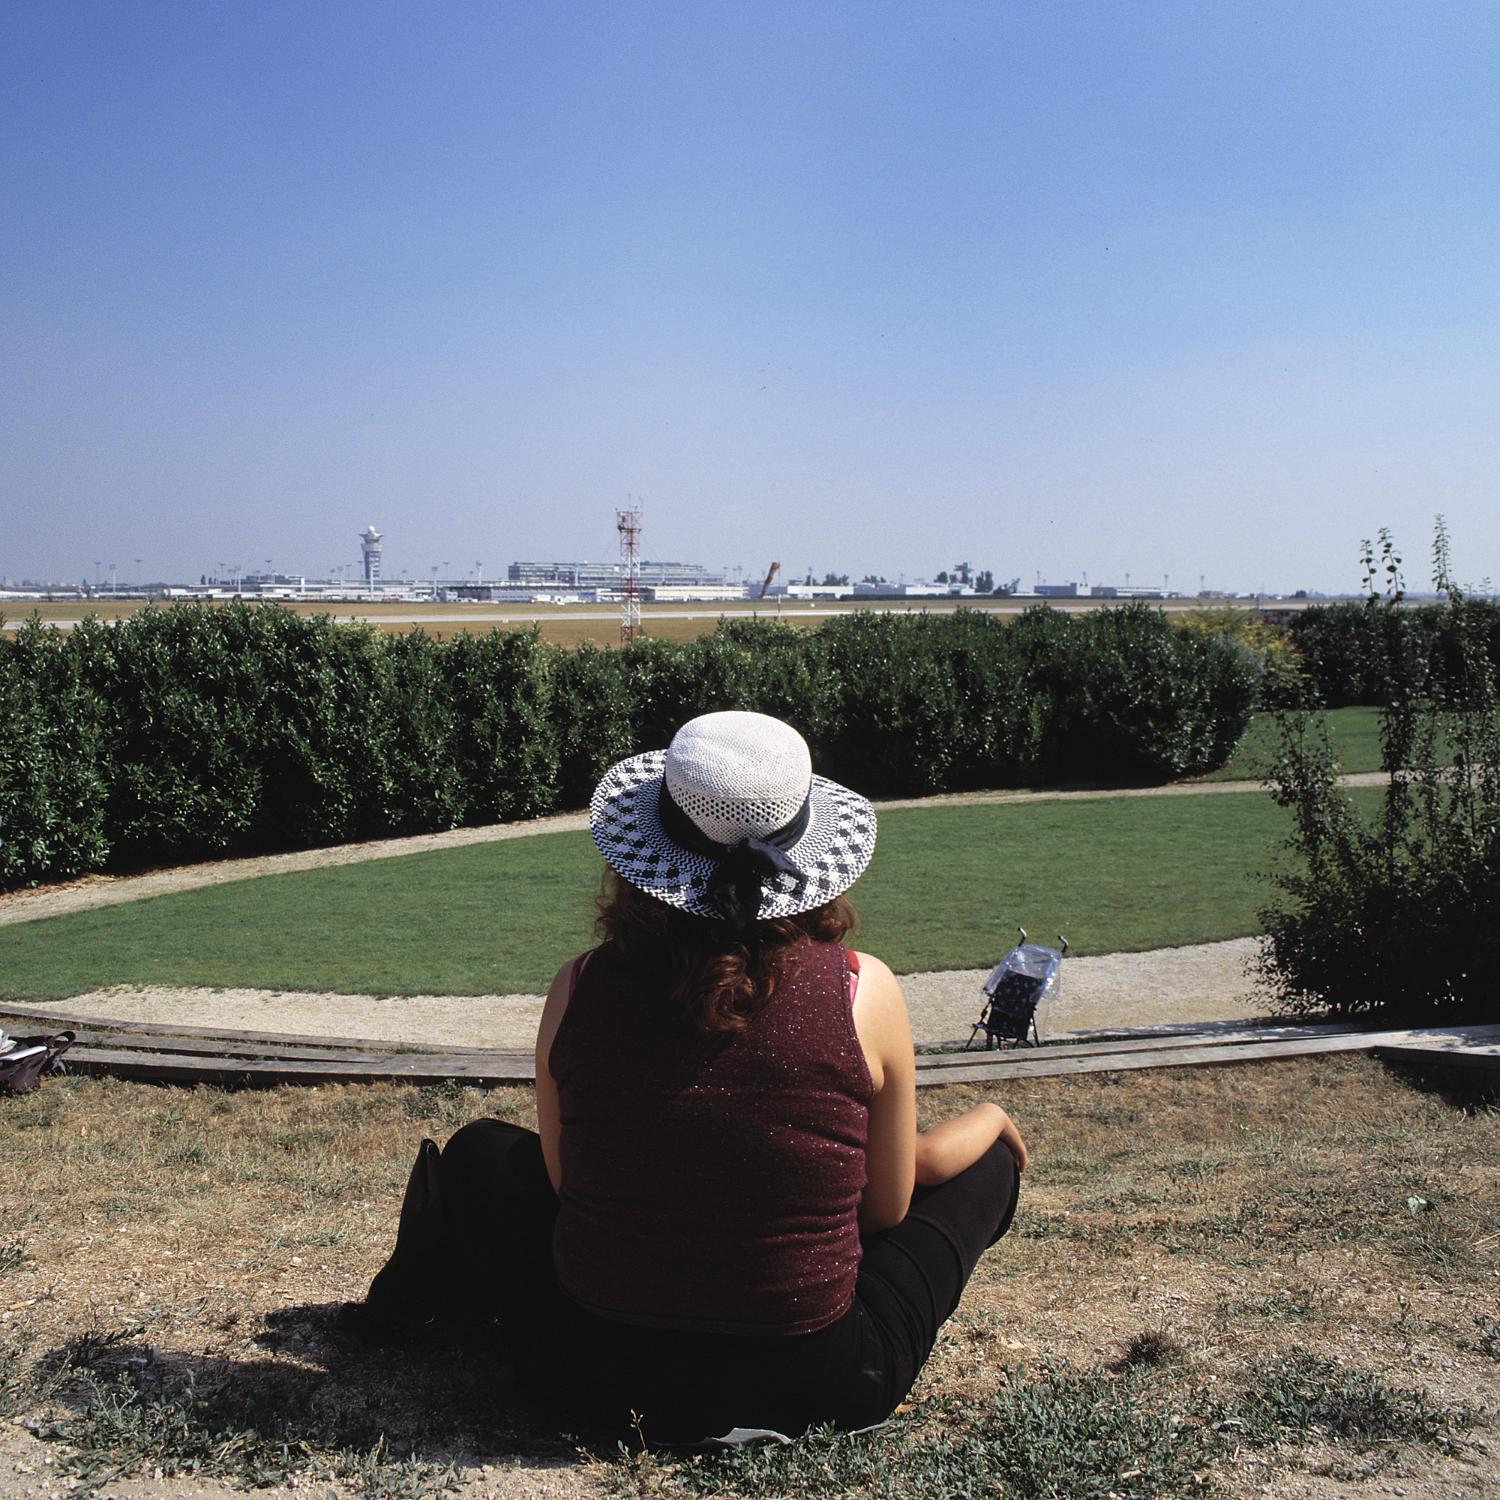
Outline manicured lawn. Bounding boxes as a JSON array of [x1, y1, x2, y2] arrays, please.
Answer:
[[0, 787, 1385, 1000], [1194, 705, 1384, 781]]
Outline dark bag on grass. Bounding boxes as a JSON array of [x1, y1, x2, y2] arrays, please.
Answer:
[[0, 1031, 75, 1097]]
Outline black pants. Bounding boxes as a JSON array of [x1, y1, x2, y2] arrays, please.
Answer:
[[396, 1120, 1018, 1442]]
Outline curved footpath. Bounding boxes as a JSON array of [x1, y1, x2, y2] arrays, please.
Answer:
[[0, 937, 1268, 1050], [0, 775, 1333, 1048]]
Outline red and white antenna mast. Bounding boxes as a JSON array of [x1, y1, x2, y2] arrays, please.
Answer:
[[617, 501, 643, 644]]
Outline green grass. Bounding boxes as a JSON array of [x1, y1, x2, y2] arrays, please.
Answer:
[[1216, 1351, 1464, 1447], [1194, 705, 1385, 781], [621, 1367, 1220, 1500], [616, 1354, 1469, 1499], [0, 787, 1386, 1000]]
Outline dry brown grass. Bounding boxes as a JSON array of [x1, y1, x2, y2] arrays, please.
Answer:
[[2, 1056, 1496, 1497]]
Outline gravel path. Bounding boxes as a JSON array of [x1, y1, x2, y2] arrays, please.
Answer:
[[0, 937, 1271, 1048]]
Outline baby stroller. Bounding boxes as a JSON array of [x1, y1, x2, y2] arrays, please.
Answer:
[[966, 929, 1069, 1050]]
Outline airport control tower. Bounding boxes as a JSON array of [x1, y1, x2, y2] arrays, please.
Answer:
[[359, 526, 382, 588]]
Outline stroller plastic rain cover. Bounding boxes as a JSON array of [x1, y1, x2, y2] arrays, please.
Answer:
[[973, 941, 1065, 1045]]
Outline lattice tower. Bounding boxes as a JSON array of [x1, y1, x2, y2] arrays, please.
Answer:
[[617, 504, 643, 643]]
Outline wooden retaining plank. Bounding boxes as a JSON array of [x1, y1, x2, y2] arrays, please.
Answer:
[[920, 1021, 1375, 1068], [0, 1006, 516, 1057], [1376, 1041, 1500, 1074], [25, 1003, 1499, 1090], [2, 1006, 1379, 1068], [55, 1025, 1498, 1089], [66, 1045, 538, 1086], [54, 1031, 532, 1068], [913, 1025, 1500, 1085]]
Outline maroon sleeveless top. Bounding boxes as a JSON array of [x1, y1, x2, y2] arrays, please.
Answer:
[[548, 939, 873, 1336]]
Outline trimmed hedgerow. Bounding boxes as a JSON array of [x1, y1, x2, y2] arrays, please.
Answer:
[[0, 602, 1257, 889], [1287, 600, 1500, 708]]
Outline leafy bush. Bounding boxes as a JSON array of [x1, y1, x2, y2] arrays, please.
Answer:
[[1014, 605, 1258, 783], [812, 612, 973, 795], [0, 618, 109, 884], [244, 610, 383, 850], [551, 641, 635, 810], [440, 629, 558, 824], [1287, 526, 1500, 713], [1177, 604, 1304, 706], [70, 607, 267, 867], [1259, 526, 1500, 1022]]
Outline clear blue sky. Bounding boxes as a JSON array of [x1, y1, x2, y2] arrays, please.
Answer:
[[4, 1, 1497, 592]]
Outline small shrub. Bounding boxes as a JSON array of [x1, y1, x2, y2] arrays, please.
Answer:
[[1117, 1327, 1187, 1369]]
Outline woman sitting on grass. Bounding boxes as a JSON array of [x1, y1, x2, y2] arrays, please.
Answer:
[[345, 710, 1026, 1442]]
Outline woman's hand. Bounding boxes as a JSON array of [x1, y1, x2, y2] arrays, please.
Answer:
[[997, 1110, 1028, 1173], [914, 1102, 1028, 1186]]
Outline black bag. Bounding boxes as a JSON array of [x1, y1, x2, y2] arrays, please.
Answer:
[[0, 1031, 75, 1097]]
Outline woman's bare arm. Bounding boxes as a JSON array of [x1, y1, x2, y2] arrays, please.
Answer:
[[534, 955, 586, 1195], [853, 952, 1030, 1209], [850, 952, 917, 1232]]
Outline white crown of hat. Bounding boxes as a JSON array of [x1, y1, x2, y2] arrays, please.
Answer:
[[663, 711, 813, 846]]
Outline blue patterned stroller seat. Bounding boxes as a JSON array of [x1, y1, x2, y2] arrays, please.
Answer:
[[967, 931, 1068, 1049]]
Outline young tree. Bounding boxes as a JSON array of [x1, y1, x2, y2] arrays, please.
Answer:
[[1258, 519, 1499, 1022]]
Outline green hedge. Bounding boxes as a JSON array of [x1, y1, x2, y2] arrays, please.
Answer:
[[0, 602, 1257, 889], [1287, 601, 1500, 707]]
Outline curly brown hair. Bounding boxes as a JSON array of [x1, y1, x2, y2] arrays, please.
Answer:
[[595, 869, 857, 1035]]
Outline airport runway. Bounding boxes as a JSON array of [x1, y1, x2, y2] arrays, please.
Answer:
[[1, 596, 1276, 630]]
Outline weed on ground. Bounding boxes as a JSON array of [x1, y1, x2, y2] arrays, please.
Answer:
[[1, 1055, 1496, 1499]]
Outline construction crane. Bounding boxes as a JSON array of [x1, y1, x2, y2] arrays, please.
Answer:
[[758, 561, 781, 599]]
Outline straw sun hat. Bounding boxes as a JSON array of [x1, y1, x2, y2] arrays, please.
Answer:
[[589, 711, 877, 929]]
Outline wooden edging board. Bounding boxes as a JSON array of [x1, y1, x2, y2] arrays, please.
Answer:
[[63, 1045, 539, 1086], [8, 1002, 1497, 1090], [0, 1005, 506, 1056]]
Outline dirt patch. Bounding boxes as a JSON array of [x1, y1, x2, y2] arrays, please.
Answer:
[[0, 938, 1270, 1050]]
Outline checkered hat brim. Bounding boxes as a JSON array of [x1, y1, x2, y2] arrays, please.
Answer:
[[590, 750, 877, 921]]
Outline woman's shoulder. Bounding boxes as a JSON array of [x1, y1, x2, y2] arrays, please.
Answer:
[[848, 950, 899, 989], [848, 951, 910, 1035], [537, 949, 601, 1065]]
